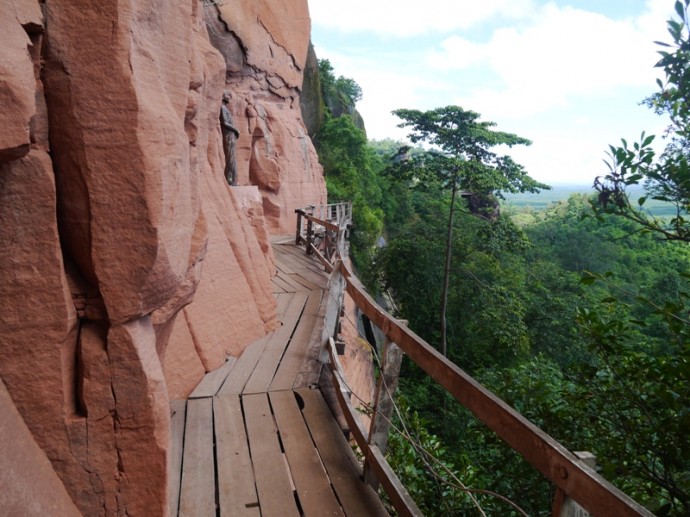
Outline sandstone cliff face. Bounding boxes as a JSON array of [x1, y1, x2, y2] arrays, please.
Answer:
[[0, 378, 81, 516], [300, 42, 326, 138], [206, 1, 327, 234], [0, 0, 323, 514]]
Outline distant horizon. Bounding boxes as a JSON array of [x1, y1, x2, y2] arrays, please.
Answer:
[[537, 182, 595, 188]]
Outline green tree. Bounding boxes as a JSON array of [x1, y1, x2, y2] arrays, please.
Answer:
[[318, 58, 363, 115], [316, 114, 385, 273], [587, 5, 690, 510], [313, 61, 384, 278], [392, 106, 548, 356], [595, 0, 690, 241]]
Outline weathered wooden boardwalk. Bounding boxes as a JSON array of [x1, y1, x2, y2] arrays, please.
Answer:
[[169, 238, 388, 517]]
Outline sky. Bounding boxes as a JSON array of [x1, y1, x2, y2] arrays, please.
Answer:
[[308, 0, 676, 185]]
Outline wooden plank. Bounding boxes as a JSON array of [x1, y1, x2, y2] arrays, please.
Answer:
[[214, 396, 261, 517], [277, 244, 330, 278], [217, 334, 272, 396], [274, 255, 296, 275], [292, 289, 332, 388], [273, 273, 305, 293], [269, 290, 323, 391], [292, 315, 327, 388], [340, 264, 653, 517], [274, 292, 294, 319], [287, 272, 321, 291], [269, 391, 345, 517], [271, 279, 287, 294], [297, 388, 389, 517], [169, 400, 187, 517], [279, 243, 330, 274], [276, 271, 310, 292], [189, 357, 237, 399], [243, 291, 308, 394], [277, 251, 328, 283], [242, 393, 300, 517], [179, 398, 215, 517], [271, 275, 291, 293]]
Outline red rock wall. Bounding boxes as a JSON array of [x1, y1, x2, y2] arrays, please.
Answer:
[[206, 0, 328, 234], [0, 0, 323, 514], [0, 378, 81, 517]]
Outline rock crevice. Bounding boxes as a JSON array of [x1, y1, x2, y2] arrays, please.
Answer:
[[0, 0, 325, 514]]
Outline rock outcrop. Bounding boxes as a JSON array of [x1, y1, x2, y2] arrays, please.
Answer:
[[206, 1, 327, 234], [300, 42, 326, 138], [0, 378, 81, 516], [0, 0, 324, 514]]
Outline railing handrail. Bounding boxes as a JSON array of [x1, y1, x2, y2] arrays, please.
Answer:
[[294, 201, 652, 516], [339, 264, 652, 517]]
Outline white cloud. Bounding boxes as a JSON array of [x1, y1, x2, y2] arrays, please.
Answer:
[[427, 2, 670, 118], [311, 1, 678, 183], [308, 0, 537, 37]]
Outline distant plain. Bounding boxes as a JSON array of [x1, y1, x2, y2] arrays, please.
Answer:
[[504, 184, 679, 218]]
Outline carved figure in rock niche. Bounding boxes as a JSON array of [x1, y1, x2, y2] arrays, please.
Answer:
[[220, 92, 240, 185]]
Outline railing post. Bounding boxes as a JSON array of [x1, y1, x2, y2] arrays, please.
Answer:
[[295, 209, 303, 245], [306, 217, 314, 255], [324, 230, 332, 261], [363, 331, 405, 489], [553, 452, 597, 517]]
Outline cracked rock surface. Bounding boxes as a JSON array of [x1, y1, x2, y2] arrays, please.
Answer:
[[0, 0, 323, 514]]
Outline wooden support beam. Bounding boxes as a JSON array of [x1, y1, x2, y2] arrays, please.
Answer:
[[364, 338, 404, 488]]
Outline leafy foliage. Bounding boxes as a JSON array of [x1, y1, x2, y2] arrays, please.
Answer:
[[318, 59, 363, 114], [594, 0, 690, 241], [314, 62, 386, 279], [380, 189, 690, 514], [311, 12, 690, 512], [392, 106, 548, 356]]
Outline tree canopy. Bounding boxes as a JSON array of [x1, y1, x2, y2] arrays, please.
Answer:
[[392, 106, 548, 355]]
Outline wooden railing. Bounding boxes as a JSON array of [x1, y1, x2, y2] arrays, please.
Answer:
[[295, 203, 352, 272], [294, 203, 653, 517]]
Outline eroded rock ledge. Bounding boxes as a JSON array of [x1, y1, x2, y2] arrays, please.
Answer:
[[0, 0, 325, 514]]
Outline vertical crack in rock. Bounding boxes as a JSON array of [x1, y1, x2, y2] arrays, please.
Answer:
[[2, 0, 328, 513]]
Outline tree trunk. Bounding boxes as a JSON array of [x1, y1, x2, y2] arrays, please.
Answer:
[[440, 176, 458, 357]]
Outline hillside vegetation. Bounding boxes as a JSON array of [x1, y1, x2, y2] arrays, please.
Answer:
[[311, 3, 690, 512]]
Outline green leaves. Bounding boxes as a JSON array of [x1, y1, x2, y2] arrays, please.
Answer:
[[675, 0, 686, 22], [596, 1, 690, 243]]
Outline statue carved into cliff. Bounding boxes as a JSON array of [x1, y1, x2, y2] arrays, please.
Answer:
[[220, 92, 240, 185]]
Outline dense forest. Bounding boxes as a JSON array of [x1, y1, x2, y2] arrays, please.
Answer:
[[313, 2, 690, 515]]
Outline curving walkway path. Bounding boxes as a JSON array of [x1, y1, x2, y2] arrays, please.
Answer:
[[169, 238, 389, 517]]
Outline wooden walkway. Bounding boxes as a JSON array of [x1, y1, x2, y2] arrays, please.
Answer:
[[169, 239, 389, 517]]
